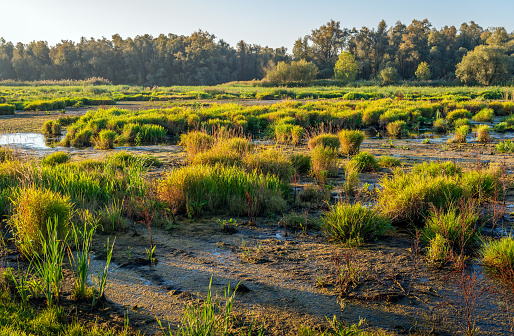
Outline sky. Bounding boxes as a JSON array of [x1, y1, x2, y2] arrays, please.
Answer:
[[1, 0, 513, 51]]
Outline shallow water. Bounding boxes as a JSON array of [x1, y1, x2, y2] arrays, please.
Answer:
[[0, 133, 60, 149]]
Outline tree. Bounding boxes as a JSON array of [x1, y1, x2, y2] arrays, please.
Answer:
[[415, 61, 431, 80], [334, 51, 358, 83], [310, 20, 348, 78], [380, 66, 399, 85], [455, 44, 510, 85]]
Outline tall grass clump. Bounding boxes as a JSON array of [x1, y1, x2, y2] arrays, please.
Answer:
[[432, 118, 447, 133], [481, 236, 514, 280], [157, 164, 288, 217], [476, 125, 490, 142], [93, 130, 117, 149], [423, 203, 480, 259], [449, 125, 470, 143], [179, 131, 214, 160], [446, 108, 471, 122], [290, 153, 311, 175], [243, 147, 292, 180], [69, 213, 96, 299], [310, 146, 339, 183], [321, 203, 391, 246], [0, 103, 15, 115], [307, 133, 340, 150], [349, 151, 380, 172], [453, 118, 471, 128], [338, 130, 364, 155], [386, 120, 407, 138], [472, 108, 494, 122], [496, 140, 514, 153], [41, 152, 70, 166], [274, 123, 304, 145], [378, 155, 401, 168], [191, 137, 253, 167], [10, 187, 71, 256], [0, 147, 15, 162], [378, 170, 466, 224], [41, 121, 62, 136], [412, 161, 462, 177]]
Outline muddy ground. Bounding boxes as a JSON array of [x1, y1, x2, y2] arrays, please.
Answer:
[[2, 103, 514, 335]]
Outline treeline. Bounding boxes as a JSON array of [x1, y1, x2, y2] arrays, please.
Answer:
[[0, 19, 513, 86], [0, 32, 289, 86]]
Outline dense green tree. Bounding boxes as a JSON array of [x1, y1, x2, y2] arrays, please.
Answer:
[[415, 61, 431, 80], [380, 66, 399, 85], [334, 51, 358, 83], [264, 59, 318, 83], [456, 44, 511, 85]]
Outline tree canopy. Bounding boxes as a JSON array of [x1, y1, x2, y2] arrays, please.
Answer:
[[334, 51, 358, 83]]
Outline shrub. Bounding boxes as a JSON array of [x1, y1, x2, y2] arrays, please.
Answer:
[[349, 151, 380, 172], [423, 204, 480, 253], [472, 108, 494, 122], [494, 122, 508, 133], [446, 109, 471, 122], [179, 131, 214, 160], [449, 125, 470, 143], [94, 130, 117, 149], [243, 148, 292, 180], [10, 187, 71, 256], [386, 120, 407, 138], [481, 236, 514, 278], [290, 153, 311, 175], [378, 155, 401, 168], [496, 140, 514, 153], [295, 184, 330, 208], [321, 203, 391, 245], [476, 125, 490, 142], [0, 103, 15, 115], [432, 118, 447, 133], [343, 161, 360, 194], [307, 133, 341, 150], [310, 146, 339, 183], [380, 67, 399, 85], [338, 130, 364, 155], [41, 152, 70, 166], [157, 164, 288, 217]]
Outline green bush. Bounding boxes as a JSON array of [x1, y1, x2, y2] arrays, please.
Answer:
[[386, 120, 407, 138], [41, 152, 70, 166], [472, 108, 494, 122], [321, 203, 391, 245], [338, 130, 364, 155], [350, 151, 380, 172], [307, 133, 340, 150], [10, 187, 71, 256]]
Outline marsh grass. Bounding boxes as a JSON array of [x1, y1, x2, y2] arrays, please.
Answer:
[[338, 130, 364, 155], [310, 146, 339, 183], [307, 133, 341, 150], [290, 153, 311, 175], [378, 155, 401, 168], [475, 125, 491, 142], [180, 131, 215, 160], [10, 187, 71, 256], [450, 125, 470, 143], [472, 108, 494, 122], [243, 147, 292, 181], [94, 130, 117, 149], [322, 203, 391, 246], [496, 140, 514, 153], [41, 152, 70, 166], [69, 216, 97, 300], [386, 120, 407, 138], [349, 152, 379, 172], [157, 164, 288, 217], [481, 236, 514, 279], [93, 238, 115, 306]]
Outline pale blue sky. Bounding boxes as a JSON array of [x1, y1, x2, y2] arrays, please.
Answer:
[[2, 0, 513, 50]]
